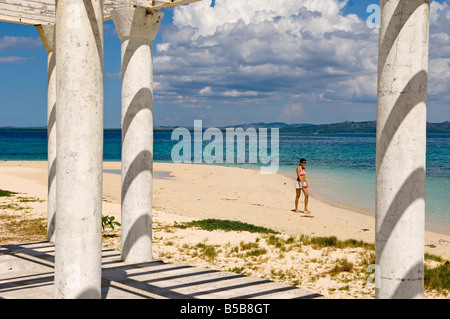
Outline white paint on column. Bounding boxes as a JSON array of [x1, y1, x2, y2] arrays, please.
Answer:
[[36, 24, 57, 243], [376, 0, 430, 299], [54, 0, 104, 299], [111, 7, 163, 263]]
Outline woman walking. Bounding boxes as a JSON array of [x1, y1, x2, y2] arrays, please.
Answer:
[[295, 158, 311, 214]]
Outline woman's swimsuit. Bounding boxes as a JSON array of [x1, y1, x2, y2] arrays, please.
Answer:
[[296, 169, 306, 188]]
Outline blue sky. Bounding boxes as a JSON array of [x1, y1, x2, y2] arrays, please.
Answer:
[[0, 0, 449, 128]]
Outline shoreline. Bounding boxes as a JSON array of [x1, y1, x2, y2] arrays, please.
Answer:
[[170, 161, 450, 238], [275, 165, 450, 238], [1, 160, 449, 262]]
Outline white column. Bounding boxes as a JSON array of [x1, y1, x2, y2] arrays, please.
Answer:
[[111, 7, 163, 263], [376, 0, 430, 299], [54, 0, 104, 298], [36, 24, 57, 243]]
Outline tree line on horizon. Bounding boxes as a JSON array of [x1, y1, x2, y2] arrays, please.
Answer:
[[1, 120, 450, 134]]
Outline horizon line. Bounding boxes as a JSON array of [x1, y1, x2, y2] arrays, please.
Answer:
[[2, 119, 450, 130]]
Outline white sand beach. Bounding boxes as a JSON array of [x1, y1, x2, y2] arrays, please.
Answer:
[[0, 160, 449, 298]]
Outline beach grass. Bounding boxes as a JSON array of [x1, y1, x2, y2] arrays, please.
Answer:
[[174, 218, 279, 234], [0, 189, 46, 244], [425, 261, 450, 292], [0, 189, 18, 197], [298, 235, 375, 250], [328, 258, 355, 276], [0, 212, 46, 244], [194, 242, 219, 260], [172, 218, 449, 295]]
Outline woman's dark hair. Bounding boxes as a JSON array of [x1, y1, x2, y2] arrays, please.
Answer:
[[299, 158, 306, 164]]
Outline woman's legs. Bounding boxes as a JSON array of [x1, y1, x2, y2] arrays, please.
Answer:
[[295, 188, 301, 212], [302, 187, 310, 213]]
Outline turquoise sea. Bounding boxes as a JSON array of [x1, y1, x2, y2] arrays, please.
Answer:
[[1, 129, 449, 235]]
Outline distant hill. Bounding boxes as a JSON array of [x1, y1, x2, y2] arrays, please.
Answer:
[[0, 126, 47, 130], [2, 121, 450, 133], [426, 121, 450, 133], [220, 120, 450, 134], [289, 120, 450, 134], [280, 121, 377, 133]]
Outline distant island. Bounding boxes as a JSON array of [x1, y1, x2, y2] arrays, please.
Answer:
[[153, 120, 450, 134], [280, 120, 450, 134], [2, 120, 450, 134]]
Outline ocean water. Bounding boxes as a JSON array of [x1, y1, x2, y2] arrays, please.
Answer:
[[1, 129, 449, 234]]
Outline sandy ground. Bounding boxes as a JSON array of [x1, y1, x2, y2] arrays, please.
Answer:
[[0, 160, 448, 299]]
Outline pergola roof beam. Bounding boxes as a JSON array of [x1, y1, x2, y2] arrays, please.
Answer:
[[0, 0, 200, 25], [0, 1, 55, 25]]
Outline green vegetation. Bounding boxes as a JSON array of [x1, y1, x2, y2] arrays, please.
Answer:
[[266, 235, 283, 247], [169, 220, 449, 295], [245, 248, 267, 257], [102, 215, 121, 231], [231, 267, 245, 274], [298, 235, 375, 250], [0, 189, 18, 197], [425, 261, 450, 292], [16, 196, 45, 203], [175, 218, 279, 234], [0, 212, 46, 244], [0, 192, 47, 244], [194, 243, 219, 260], [328, 258, 354, 276], [0, 203, 26, 211], [425, 253, 444, 263], [239, 241, 259, 250]]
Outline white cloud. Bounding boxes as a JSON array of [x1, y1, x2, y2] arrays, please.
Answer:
[[428, 1, 450, 100], [154, 0, 450, 122], [157, 42, 170, 52], [105, 71, 121, 78], [0, 36, 41, 51], [173, 0, 354, 38], [0, 36, 41, 65], [199, 86, 212, 94], [0, 56, 30, 63], [222, 90, 258, 97]]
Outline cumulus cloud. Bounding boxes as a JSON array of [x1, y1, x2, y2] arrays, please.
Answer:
[[199, 86, 212, 94], [155, 0, 375, 107], [154, 0, 450, 122], [428, 1, 450, 100], [222, 89, 258, 97], [0, 36, 41, 65], [0, 36, 41, 51]]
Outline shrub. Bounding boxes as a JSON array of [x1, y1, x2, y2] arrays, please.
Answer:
[[175, 219, 278, 234], [0, 189, 17, 197], [425, 261, 450, 291]]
